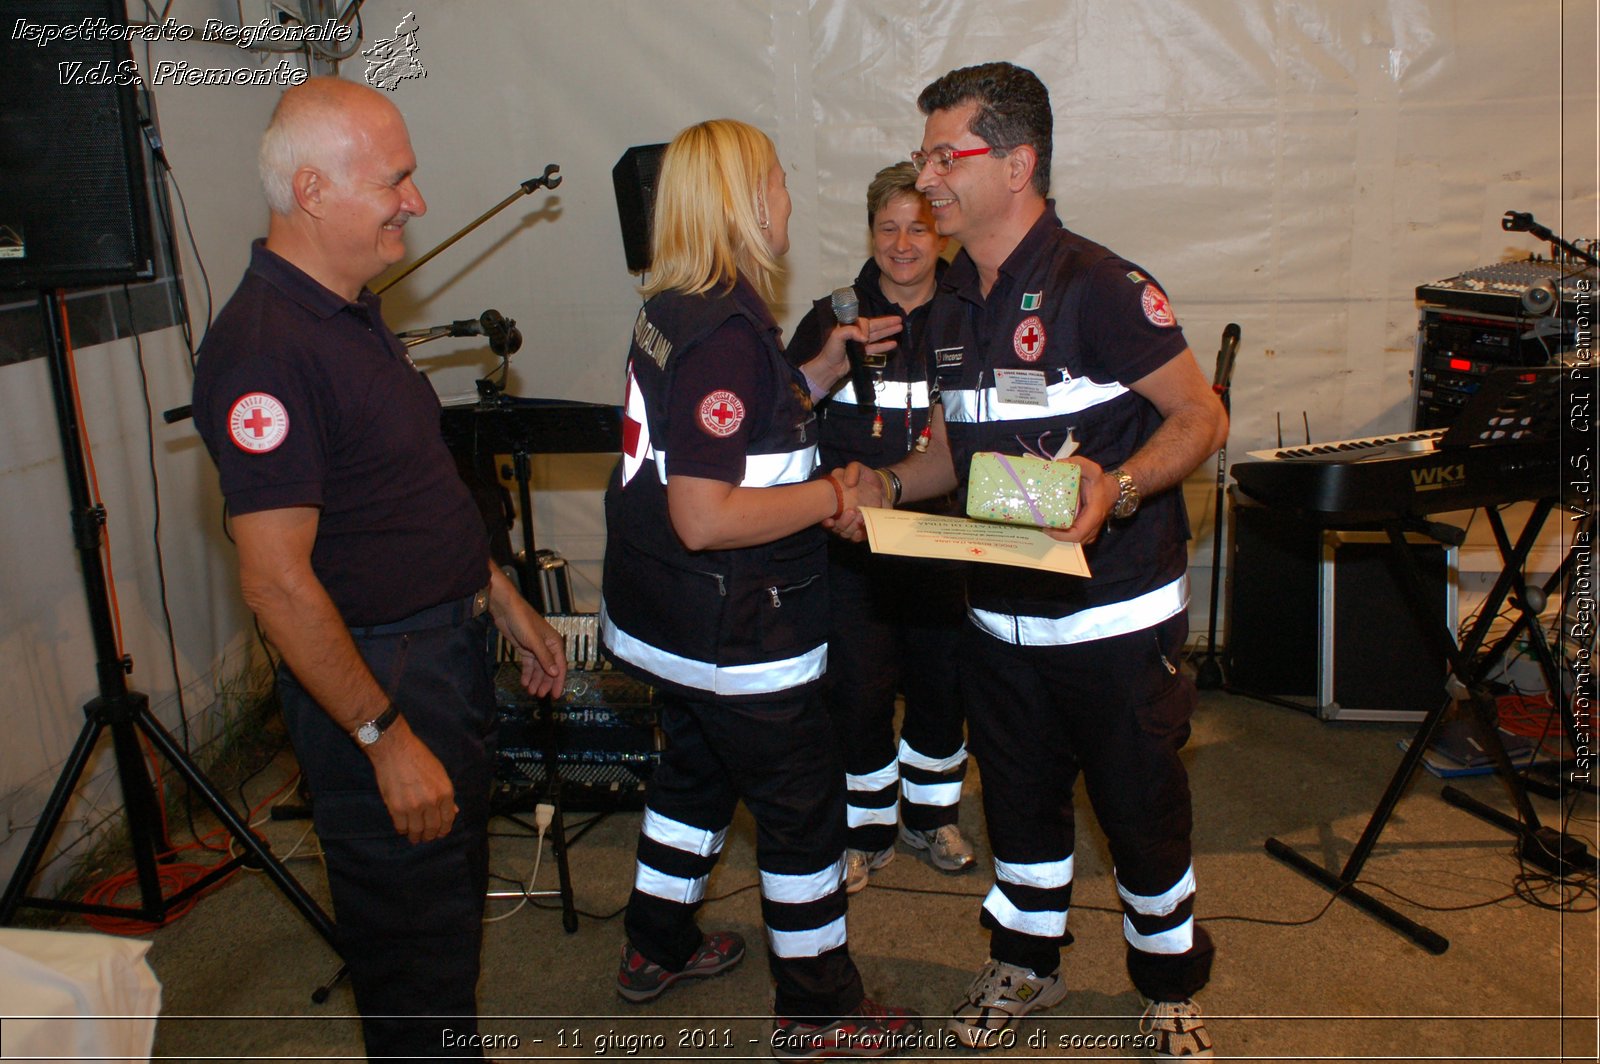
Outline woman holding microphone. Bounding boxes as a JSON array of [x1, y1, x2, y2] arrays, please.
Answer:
[[600, 119, 919, 1058]]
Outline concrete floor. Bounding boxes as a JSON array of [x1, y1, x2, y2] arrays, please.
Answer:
[[108, 687, 1600, 1061]]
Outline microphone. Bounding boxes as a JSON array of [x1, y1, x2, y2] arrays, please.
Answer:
[[1213, 323, 1241, 393], [831, 286, 875, 408], [477, 309, 522, 356], [444, 310, 522, 356]]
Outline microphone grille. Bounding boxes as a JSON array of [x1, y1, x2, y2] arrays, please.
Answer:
[[831, 286, 860, 324]]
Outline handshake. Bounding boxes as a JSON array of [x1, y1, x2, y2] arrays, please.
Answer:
[[819, 463, 894, 543]]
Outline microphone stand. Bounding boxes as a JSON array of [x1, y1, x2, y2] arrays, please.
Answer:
[[159, 162, 556, 426], [395, 311, 522, 355], [1193, 324, 1239, 690], [373, 165, 562, 295], [1501, 210, 1600, 268]]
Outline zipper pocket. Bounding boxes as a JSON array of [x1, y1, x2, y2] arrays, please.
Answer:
[[1156, 635, 1177, 676], [766, 573, 821, 608]]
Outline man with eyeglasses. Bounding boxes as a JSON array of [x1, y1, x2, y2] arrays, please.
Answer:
[[837, 62, 1227, 1058]]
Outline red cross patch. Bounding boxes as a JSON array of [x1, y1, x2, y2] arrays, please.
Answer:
[[698, 390, 746, 437], [227, 393, 289, 453], [1013, 315, 1045, 362], [1141, 285, 1176, 327], [621, 374, 645, 458]]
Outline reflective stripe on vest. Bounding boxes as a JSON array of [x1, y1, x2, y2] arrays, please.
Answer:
[[601, 601, 827, 696], [943, 374, 1127, 424], [649, 444, 820, 487], [968, 575, 1187, 646], [829, 378, 934, 408]]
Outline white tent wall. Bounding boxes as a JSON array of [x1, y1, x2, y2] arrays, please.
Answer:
[[0, 5, 279, 896], [0, 0, 1593, 896]]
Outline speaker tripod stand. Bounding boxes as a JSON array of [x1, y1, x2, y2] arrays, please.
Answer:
[[0, 291, 338, 955]]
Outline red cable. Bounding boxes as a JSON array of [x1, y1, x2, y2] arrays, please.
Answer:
[[82, 766, 303, 935]]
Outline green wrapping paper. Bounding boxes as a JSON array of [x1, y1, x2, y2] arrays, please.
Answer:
[[965, 451, 1082, 530]]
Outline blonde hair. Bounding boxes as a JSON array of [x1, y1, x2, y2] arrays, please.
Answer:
[[641, 119, 782, 301]]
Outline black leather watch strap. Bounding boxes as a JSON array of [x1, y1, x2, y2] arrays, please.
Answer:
[[354, 702, 401, 746]]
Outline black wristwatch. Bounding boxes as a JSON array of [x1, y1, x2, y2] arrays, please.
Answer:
[[354, 703, 401, 747], [1106, 468, 1140, 519]]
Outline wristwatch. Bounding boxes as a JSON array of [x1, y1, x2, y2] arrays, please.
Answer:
[[1105, 468, 1140, 519], [354, 703, 401, 747]]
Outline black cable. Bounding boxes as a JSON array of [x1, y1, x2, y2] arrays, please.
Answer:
[[125, 286, 226, 853], [533, 880, 766, 924], [151, 165, 195, 356], [161, 164, 213, 350], [235, 739, 291, 817], [133, 15, 204, 360], [1512, 870, 1598, 912], [253, 616, 281, 675]]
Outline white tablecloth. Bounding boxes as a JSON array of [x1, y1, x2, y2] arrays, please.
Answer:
[[0, 927, 161, 1062]]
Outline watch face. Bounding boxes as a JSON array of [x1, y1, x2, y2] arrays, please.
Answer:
[[356, 721, 380, 745], [1112, 471, 1138, 517]]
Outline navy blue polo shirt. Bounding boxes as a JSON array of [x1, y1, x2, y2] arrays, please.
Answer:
[[663, 313, 781, 484], [193, 241, 488, 626]]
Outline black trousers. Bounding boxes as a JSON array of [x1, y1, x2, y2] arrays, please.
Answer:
[[962, 612, 1214, 1002], [823, 541, 968, 851], [279, 613, 497, 1062], [624, 689, 865, 1022]]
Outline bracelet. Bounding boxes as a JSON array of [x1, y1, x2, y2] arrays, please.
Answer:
[[876, 467, 902, 508], [873, 467, 901, 509], [824, 473, 845, 520]]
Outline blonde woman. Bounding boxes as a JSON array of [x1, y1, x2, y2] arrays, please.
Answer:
[[600, 119, 918, 1057]]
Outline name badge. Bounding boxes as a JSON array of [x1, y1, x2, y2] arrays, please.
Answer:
[[935, 346, 964, 368], [993, 368, 1048, 406]]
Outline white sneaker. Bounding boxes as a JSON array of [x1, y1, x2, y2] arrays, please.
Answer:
[[948, 958, 1068, 1049], [899, 823, 977, 872], [1140, 998, 1214, 1058], [843, 846, 894, 894]]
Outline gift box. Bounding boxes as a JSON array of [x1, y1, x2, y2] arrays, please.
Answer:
[[965, 451, 1081, 530]]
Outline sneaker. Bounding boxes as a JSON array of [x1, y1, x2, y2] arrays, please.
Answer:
[[899, 823, 977, 873], [771, 997, 922, 1059], [948, 958, 1069, 1049], [616, 930, 746, 1003], [843, 846, 894, 894], [1140, 998, 1214, 1058]]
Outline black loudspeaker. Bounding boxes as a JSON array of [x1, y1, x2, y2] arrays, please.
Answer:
[[1224, 499, 1319, 699], [1225, 492, 1456, 721], [0, 0, 154, 290], [612, 143, 667, 274]]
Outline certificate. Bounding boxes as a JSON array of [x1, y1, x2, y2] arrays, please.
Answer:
[[859, 507, 1091, 577]]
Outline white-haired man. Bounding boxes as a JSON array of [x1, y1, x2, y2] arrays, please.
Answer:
[[193, 77, 565, 1060]]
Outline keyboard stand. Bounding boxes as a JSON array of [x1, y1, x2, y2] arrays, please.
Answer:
[[1265, 498, 1592, 953], [1475, 511, 1596, 801]]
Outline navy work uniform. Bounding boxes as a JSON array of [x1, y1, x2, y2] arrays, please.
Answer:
[[193, 242, 498, 1061], [930, 206, 1215, 1001], [601, 278, 869, 1022], [787, 259, 969, 856]]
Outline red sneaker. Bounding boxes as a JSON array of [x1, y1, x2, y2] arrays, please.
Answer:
[[771, 998, 922, 1059], [616, 931, 746, 1003]]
